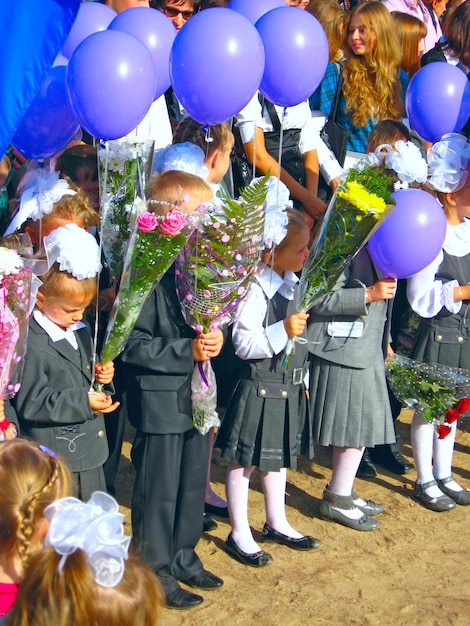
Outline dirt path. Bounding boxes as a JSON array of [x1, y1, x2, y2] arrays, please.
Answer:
[[116, 409, 470, 626]]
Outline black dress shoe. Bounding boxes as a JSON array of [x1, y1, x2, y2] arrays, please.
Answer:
[[205, 502, 230, 519], [381, 451, 414, 475], [180, 570, 224, 590], [262, 523, 321, 550], [356, 450, 377, 478], [225, 532, 273, 567], [203, 513, 218, 532], [166, 588, 204, 610]]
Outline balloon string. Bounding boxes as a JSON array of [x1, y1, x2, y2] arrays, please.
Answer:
[[37, 160, 45, 248], [252, 120, 257, 181], [91, 141, 109, 387]]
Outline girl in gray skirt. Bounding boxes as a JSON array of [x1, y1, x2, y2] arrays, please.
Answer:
[[308, 246, 396, 531]]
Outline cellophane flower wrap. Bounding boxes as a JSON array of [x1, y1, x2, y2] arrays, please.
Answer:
[[0, 234, 34, 399], [98, 139, 154, 282], [297, 164, 396, 313], [386, 354, 470, 439], [176, 176, 268, 434], [280, 163, 396, 367], [100, 208, 201, 364]]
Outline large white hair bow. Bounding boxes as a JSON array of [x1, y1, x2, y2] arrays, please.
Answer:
[[358, 141, 428, 189], [427, 133, 470, 193], [152, 141, 209, 179], [44, 491, 131, 588], [43, 223, 102, 280], [4, 170, 76, 236]]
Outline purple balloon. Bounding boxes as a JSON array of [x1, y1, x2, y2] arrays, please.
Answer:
[[66, 30, 157, 140], [171, 8, 265, 126], [62, 2, 116, 59], [109, 7, 176, 101], [367, 188, 447, 279], [256, 7, 329, 107], [12, 66, 80, 160], [406, 63, 470, 143], [228, 0, 285, 24]]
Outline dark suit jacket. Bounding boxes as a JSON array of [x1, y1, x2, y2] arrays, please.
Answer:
[[120, 269, 197, 435], [13, 317, 109, 472]]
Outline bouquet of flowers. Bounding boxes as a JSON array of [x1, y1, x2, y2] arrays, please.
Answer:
[[386, 354, 470, 439], [0, 234, 34, 399], [176, 176, 269, 434], [100, 208, 201, 365], [98, 139, 154, 282], [297, 163, 396, 313]]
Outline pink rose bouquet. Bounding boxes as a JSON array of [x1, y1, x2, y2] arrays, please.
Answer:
[[100, 209, 201, 364]]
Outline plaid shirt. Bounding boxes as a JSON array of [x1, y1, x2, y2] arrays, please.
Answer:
[[319, 62, 410, 153]]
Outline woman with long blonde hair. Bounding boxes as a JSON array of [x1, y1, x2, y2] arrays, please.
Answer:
[[319, 1, 409, 153]]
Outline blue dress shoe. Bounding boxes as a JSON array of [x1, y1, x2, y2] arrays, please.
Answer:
[[166, 588, 204, 610], [262, 523, 321, 550], [225, 532, 273, 567], [179, 570, 224, 590]]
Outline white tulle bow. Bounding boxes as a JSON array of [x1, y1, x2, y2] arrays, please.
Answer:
[[43, 223, 102, 280], [44, 491, 130, 588]]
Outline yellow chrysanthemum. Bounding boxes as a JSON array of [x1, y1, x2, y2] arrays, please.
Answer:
[[337, 181, 386, 215]]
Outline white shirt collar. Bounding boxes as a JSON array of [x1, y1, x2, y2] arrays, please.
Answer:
[[444, 219, 470, 258], [33, 309, 86, 350], [255, 262, 298, 301]]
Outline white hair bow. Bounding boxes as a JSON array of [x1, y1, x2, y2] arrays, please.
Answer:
[[44, 491, 130, 588], [43, 223, 102, 280], [4, 170, 76, 236], [427, 133, 470, 193]]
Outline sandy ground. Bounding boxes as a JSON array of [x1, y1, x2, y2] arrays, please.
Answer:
[[115, 409, 470, 626]]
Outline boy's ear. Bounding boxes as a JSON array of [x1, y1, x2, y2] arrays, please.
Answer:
[[35, 291, 45, 309], [208, 149, 220, 170]]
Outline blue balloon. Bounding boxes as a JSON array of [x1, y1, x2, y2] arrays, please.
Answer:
[[256, 7, 329, 107], [406, 63, 470, 143], [67, 30, 157, 140], [0, 0, 81, 158], [228, 0, 285, 24], [171, 8, 265, 125], [12, 66, 80, 160], [109, 7, 176, 101], [367, 189, 447, 279], [62, 2, 116, 59]]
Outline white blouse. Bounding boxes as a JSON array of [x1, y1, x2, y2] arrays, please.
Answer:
[[407, 219, 470, 318]]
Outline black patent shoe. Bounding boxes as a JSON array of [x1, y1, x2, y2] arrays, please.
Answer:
[[412, 480, 456, 512], [225, 532, 273, 567], [203, 513, 218, 532], [262, 523, 321, 550], [179, 570, 224, 590], [166, 588, 204, 610], [356, 450, 377, 478], [205, 502, 230, 518]]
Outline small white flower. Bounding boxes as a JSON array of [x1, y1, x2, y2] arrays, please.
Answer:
[[0, 247, 24, 275]]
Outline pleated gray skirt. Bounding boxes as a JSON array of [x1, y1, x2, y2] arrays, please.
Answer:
[[309, 354, 395, 448]]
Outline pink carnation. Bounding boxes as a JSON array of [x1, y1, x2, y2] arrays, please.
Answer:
[[137, 211, 158, 233], [159, 209, 188, 236]]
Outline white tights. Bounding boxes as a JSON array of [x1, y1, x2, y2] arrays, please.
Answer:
[[329, 446, 366, 520], [411, 412, 462, 497], [225, 463, 303, 554]]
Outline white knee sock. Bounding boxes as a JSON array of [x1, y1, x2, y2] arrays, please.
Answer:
[[329, 447, 365, 520], [261, 469, 303, 539], [225, 464, 260, 554], [411, 412, 442, 497], [433, 422, 463, 491]]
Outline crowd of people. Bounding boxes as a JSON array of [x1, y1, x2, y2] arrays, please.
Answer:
[[1, 0, 470, 619]]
